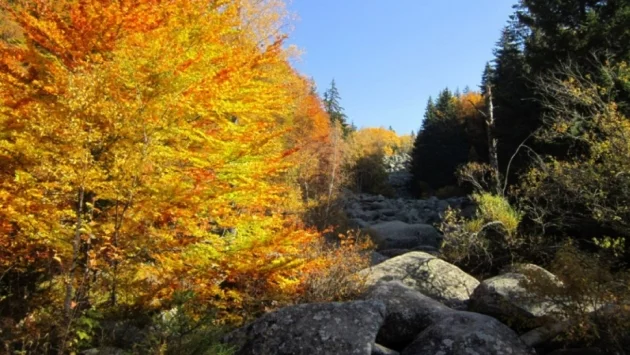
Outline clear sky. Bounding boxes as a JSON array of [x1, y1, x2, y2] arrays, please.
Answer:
[[286, 0, 517, 135]]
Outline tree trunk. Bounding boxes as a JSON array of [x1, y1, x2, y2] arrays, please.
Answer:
[[486, 85, 501, 195], [110, 200, 120, 307], [64, 186, 84, 318], [325, 123, 340, 221]]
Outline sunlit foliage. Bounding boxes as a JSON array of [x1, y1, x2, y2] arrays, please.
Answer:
[[348, 127, 408, 160], [0, 0, 366, 352]]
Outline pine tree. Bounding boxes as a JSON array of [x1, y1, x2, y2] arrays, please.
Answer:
[[424, 96, 436, 122], [515, 0, 630, 115], [410, 89, 470, 195], [490, 25, 538, 183], [489, 1, 630, 188], [323, 79, 352, 136], [434, 88, 457, 120], [515, 0, 630, 74]]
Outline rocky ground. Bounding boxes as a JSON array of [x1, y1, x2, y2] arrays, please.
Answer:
[[345, 192, 474, 227], [224, 160, 609, 355], [225, 253, 575, 355], [225, 208, 606, 355]]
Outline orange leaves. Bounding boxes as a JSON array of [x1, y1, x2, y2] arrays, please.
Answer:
[[0, 0, 350, 334], [5, 0, 173, 68], [174, 54, 201, 75], [280, 147, 300, 159]]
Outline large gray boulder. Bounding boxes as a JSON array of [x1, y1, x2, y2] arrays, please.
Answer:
[[378, 246, 439, 258], [470, 264, 562, 331], [401, 311, 535, 355], [366, 221, 441, 250], [359, 252, 479, 309], [357, 210, 380, 222], [501, 263, 563, 284], [361, 281, 454, 349], [369, 201, 393, 211], [380, 209, 398, 217], [223, 300, 386, 355]]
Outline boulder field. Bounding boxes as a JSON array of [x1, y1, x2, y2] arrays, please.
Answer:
[[225, 255, 547, 354], [223, 192, 581, 355]]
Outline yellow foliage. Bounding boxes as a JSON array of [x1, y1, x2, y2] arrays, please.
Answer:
[[398, 134, 415, 154], [0, 1, 357, 351], [348, 127, 408, 160], [457, 91, 484, 118]]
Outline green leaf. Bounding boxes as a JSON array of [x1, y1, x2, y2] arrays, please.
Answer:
[[76, 330, 89, 340]]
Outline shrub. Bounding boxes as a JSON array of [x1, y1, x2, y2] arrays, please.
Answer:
[[296, 230, 373, 304], [141, 292, 236, 355], [440, 193, 529, 275], [472, 193, 523, 238], [457, 162, 499, 195], [520, 243, 630, 352], [303, 197, 351, 233], [439, 207, 493, 273], [516, 61, 630, 256]]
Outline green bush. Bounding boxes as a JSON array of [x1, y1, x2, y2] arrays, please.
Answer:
[[440, 193, 529, 275], [471, 193, 523, 238]]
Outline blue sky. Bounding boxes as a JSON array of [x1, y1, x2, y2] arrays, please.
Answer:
[[286, 0, 517, 135]]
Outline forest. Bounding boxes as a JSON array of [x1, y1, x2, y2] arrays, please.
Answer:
[[1, 0, 630, 354]]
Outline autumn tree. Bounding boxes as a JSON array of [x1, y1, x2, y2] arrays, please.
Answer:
[[348, 127, 405, 159], [0, 0, 366, 352], [282, 76, 352, 229], [345, 127, 411, 196]]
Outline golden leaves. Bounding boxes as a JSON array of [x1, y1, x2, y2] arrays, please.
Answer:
[[348, 127, 407, 160], [0, 0, 351, 329]]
